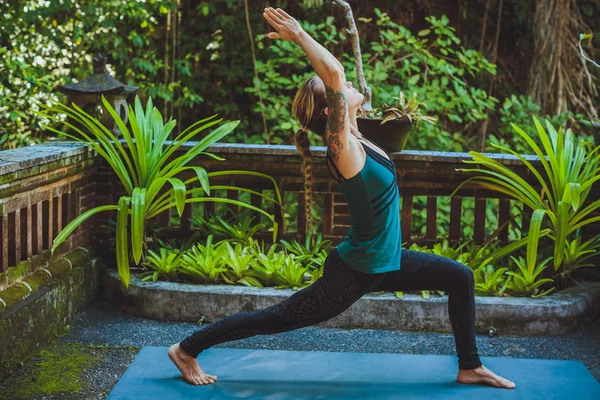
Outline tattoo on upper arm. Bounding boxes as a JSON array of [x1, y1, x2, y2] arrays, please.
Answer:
[[325, 86, 347, 162]]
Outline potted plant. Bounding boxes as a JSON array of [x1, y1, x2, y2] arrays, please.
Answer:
[[360, 92, 437, 152], [578, 33, 600, 146], [333, 0, 436, 153]]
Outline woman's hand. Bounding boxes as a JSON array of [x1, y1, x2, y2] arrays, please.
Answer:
[[263, 7, 304, 42]]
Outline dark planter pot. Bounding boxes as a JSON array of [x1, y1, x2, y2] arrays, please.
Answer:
[[357, 117, 413, 153], [593, 122, 600, 148]]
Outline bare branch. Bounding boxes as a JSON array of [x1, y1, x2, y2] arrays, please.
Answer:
[[333, 0, 372, 111]]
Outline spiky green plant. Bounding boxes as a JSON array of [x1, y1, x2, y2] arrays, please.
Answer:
[[506, 210, 556, 297], [275, 254, 311, 290], [179, 235, 229, 284], [280, 232, 332, 269], [139, 248, 182, 282], [381, 92, 437, 126], [40, 95, 283, 288], [222, 241, 263, 287], [455, 116, 600, 272]]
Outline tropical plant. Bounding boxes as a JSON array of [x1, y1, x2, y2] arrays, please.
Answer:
[[280, 232, 332, 269], [408, 235, 541, 297], [455, 116, 600, 276], [248, 241, 287, 287], [179, 235, 229, 284], [152, 227, 203, 254], [562, 236, 600, 275], [473, 264, 511, 297], [364, 92, 437, 127], [190, 209, 267, 244], [41, 95, 283, 288], [139, 247, 182, 282], [222, 241, 263, 287], [275, 254, 311, 290], [505, 210, 556, 297]]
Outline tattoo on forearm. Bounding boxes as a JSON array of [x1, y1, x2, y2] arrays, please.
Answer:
[[325, 86, 347, 162]]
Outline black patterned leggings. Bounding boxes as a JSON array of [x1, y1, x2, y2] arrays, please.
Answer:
[[179, 248, 483, 370]]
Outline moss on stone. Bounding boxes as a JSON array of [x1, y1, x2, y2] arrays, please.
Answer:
[[0, 283, 31, 309], [31, 250, 53, 271], [46, 258, 72, 277], [6, 260, 32, 284], [1, 343, 101, 399], [64, 247, 90, 267], [23, 270, 52, 293]]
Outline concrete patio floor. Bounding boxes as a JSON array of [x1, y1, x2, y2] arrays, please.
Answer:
[[0, 291, 598, 400]]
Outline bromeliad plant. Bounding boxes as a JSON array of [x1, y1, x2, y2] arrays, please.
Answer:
[[179, 235, 229, 284], [280, 232, 332, 269], [41, 95, 283, 289], [139, 248, 182, 283], [454, 116, 600, 278], [222, 242, 263, 287], [379, 92, 437, 127]]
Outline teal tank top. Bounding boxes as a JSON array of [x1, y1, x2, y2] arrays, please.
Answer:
[[326, 137, 402, 274]]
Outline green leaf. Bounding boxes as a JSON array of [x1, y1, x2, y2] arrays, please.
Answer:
[[193, 167, 210, 196], [167, 178, 187, 217], [408, 75, 420, 85], [51, 205, 118, 253], [131, 188, 146, 264], [117, 197, 131, 289]]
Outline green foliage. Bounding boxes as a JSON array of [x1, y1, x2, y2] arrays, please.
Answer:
[[190, 209, 267, 244], [179, 235, 229, 284], [42, 95, 281, 288], [280, 232, 332, 269], [248, 11, 497, 151], [491, 95, 587, 154], [139, 248, 182, 282], [457, 116, 600, 275], [376, 91, 437, 126], [408, 235, 555, 297], [562, 236, 600, 274], [222, 241, 263, 287], [359, 11, 497, 151], [505, 209, 556, 297], [0, 0, 206, 150], [247, 241, 288, 287], [274, 254, 311, 290]]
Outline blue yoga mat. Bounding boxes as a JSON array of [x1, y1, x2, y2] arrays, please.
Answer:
[[107, 347, 599, 399]]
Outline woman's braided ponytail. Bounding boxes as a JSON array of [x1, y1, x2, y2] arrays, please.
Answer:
[[294, 128, 315, 243]]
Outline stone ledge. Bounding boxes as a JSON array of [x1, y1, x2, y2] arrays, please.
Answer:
[[0, 247, 96, 310], [0, 247, 102, 383], [103, 269, 600, 336]]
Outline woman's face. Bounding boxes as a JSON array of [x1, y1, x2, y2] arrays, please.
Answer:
[[342, 80, 364, 113], [313, 76, 363, 119]]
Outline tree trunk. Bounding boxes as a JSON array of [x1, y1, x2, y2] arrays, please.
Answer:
[[528, 0, 597, 117]]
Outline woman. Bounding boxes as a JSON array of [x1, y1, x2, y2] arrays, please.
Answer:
[[168, 7, 516, 390]]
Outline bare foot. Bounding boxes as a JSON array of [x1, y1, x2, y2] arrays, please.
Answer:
[[168, 343, 217, 386], [457, 365, 516, 389]]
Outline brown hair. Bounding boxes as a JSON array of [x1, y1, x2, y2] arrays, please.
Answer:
[[291, 76, 328, 243]]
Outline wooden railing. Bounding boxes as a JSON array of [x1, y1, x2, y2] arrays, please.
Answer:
[[98, 142, 599, 248], [2, 140, 597, 287]]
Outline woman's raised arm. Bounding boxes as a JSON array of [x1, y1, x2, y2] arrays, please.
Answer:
[[263, 7, 350, 161]]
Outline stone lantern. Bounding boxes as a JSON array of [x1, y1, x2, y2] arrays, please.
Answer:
[[58, 54, 138, 137]]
